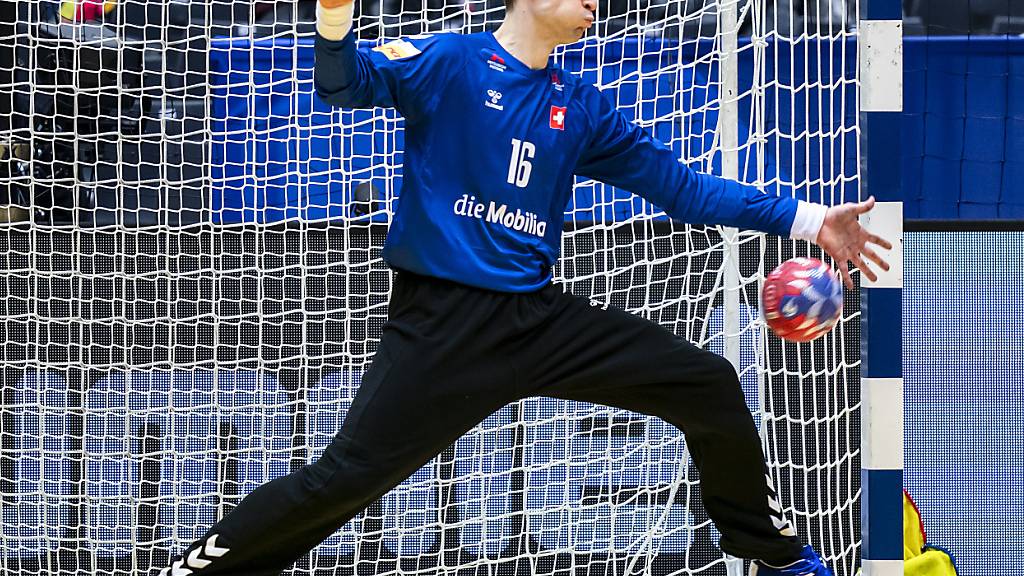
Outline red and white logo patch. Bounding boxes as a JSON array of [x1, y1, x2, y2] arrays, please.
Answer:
[[549, 106, 566, 130], [487, 53, 507, 72]]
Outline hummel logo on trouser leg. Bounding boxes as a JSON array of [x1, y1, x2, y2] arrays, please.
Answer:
[[159, 534, 231, 575]]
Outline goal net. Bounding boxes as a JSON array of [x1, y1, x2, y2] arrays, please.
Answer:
[[0, 0, 861, 574]]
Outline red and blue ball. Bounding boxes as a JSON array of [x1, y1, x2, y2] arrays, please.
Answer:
[[761, 257, 843, 342]]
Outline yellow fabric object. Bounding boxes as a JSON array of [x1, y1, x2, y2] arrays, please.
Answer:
[[906, 550, 958, 576], [903, 491, 958, 576], [904, 491, 926, 560]]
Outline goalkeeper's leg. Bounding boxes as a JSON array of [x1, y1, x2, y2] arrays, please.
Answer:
[[521, 290, 805, 565], [157, 271, 524, 576]]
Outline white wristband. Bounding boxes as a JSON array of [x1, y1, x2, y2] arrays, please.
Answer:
[[789, 201, 828, 242], [316, 1, 354, 41]]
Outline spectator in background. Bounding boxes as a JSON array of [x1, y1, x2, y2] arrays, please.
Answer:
[[10, 0, 166, 223], [47, 0, 160, 135], [58, 0, 117, 22]]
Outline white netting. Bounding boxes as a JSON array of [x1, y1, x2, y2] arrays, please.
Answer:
[[1, 0, 860, 575]]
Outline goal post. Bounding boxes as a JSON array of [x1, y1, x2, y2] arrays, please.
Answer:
[[0, 0, 902, 574]]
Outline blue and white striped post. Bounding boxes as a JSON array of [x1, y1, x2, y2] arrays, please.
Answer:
[[859, 1, 904, 574]]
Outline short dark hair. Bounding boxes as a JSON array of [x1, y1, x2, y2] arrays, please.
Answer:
[[505, 0, 515, 9]]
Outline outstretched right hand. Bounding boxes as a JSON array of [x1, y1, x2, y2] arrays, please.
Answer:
[[814, 196, 893, 289]]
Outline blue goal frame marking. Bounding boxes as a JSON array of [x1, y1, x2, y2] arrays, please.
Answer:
[[860, 0, 904, 573]]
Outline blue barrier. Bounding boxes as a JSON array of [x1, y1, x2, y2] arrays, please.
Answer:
[[83, 370, 292, 556], [2, 371, 71, 559], [209, 36, 856, 225], [903, 37, 1024, 219], [520, 398, 696, 554]]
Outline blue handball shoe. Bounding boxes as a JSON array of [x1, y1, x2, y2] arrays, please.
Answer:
[[749, 545, 833, 576]]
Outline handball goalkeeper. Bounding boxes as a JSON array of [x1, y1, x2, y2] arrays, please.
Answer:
[[158, 0, 891, 574]]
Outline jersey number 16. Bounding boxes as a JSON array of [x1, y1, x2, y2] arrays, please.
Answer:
[[507, 138, 535, 188]]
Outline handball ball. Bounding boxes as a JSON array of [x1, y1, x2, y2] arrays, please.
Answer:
[[761, 257, 843, 342]]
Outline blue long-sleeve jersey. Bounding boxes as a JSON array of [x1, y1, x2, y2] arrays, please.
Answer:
[[315, 31, 802, 292]]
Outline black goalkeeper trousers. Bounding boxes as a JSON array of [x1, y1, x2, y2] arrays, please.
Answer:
[[168, 270, 802, 575]]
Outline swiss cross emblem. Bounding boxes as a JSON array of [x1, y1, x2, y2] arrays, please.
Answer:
[[549, 106, 566, 130]]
